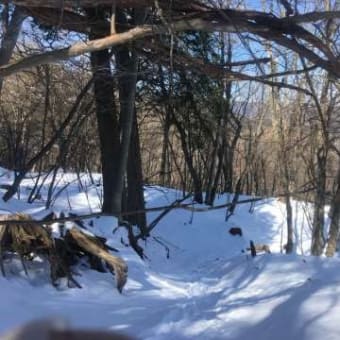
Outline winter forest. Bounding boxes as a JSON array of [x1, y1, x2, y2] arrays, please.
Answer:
[[0, 1, 340, 339]]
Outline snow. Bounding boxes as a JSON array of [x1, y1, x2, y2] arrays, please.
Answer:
[[0, 172, 338, 339]]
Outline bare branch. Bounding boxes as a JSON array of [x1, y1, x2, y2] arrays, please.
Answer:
[[0, 25, 155, 78], [226, 57, 271, 67], [282, 11, 340, 23], [110, 0, 116, 35], [256, 65, 318, 79], [1, 8, 340, 79], [142, 43, 313, 95], [278, 0, 294, 16]]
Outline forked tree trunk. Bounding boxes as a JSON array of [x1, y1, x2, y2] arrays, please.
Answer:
[[89, 9, 147, 233], [108, 8, 146, 219]]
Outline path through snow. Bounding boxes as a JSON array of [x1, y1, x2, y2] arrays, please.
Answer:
[[0, 174, 338, 340]]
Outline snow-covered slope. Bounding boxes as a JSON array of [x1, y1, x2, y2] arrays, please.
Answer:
[[0, 172, 338, 340]]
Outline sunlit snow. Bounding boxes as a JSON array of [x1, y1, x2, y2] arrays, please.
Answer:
[[0, 169, 338, 340]]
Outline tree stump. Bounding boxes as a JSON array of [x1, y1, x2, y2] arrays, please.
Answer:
[[0, 213, 128, 293]]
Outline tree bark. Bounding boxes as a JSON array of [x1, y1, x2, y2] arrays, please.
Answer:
[[205, 34, 230, 205], [109, 9, 143, 218], [111, 47, 137, 216], [0, 7, 26, 92], [68, 227, 128, 293], [89, 21, 120, 213], [284, 192, 294, 253], [160, 107, 171, 187], [173, 116, 203, 203], [282, 141, 294, 253], [311, 150, 327, 255], [325, 163, 340, 257], [125, 110, 147, 236]]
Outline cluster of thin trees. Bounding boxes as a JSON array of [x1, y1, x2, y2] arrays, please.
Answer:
[[0, 0, 339, 256]]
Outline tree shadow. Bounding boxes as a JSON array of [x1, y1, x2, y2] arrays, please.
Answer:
[[229, 278, 339, 340]]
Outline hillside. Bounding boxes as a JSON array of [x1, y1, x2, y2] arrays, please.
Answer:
[[0, 170, 339, 340]]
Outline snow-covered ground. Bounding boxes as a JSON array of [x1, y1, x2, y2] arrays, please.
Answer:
[[0, 168, 339, 340]]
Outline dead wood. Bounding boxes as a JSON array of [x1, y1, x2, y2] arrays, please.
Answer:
[[68, 227, 128, 293], [0, 197, 264, 226], [0, 214, 53, 276], [0, 213, 128, 293], [247, 242, 271, 255], [250, 240, 257, 257], [68, 212, 87, 229]]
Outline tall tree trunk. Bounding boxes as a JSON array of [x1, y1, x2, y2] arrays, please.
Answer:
[[223, 119, 242, 193], [158, 64, 172, 187], [311, 149, 327, 255], [205, 132, 220, 205], [223, 149, 234, 193], [225, 175, 243, 221], [111, 15, 138, 217], [0, 7, 25, 93], [89, 13, 120, 213], [325, 163, 340, 257], [281, 131, 294, 254], [284, 192, 294, 253], [108, 8, 148, 220], [281, 147, 294, 254], [205, 34, 230, 205], [160, 108, 171, 187], [173, 116, 203, 203], [125, 109, 147, 236], [89, 9, 145, 219], [210, 140, 225, 201]]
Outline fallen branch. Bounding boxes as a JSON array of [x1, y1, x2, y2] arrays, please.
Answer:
[[0, 196, 264, 226], [153, 236, 170, 259], [68, 227, 128, 292], [0, 213, 127, 293], [142, 193, 192, 238]]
